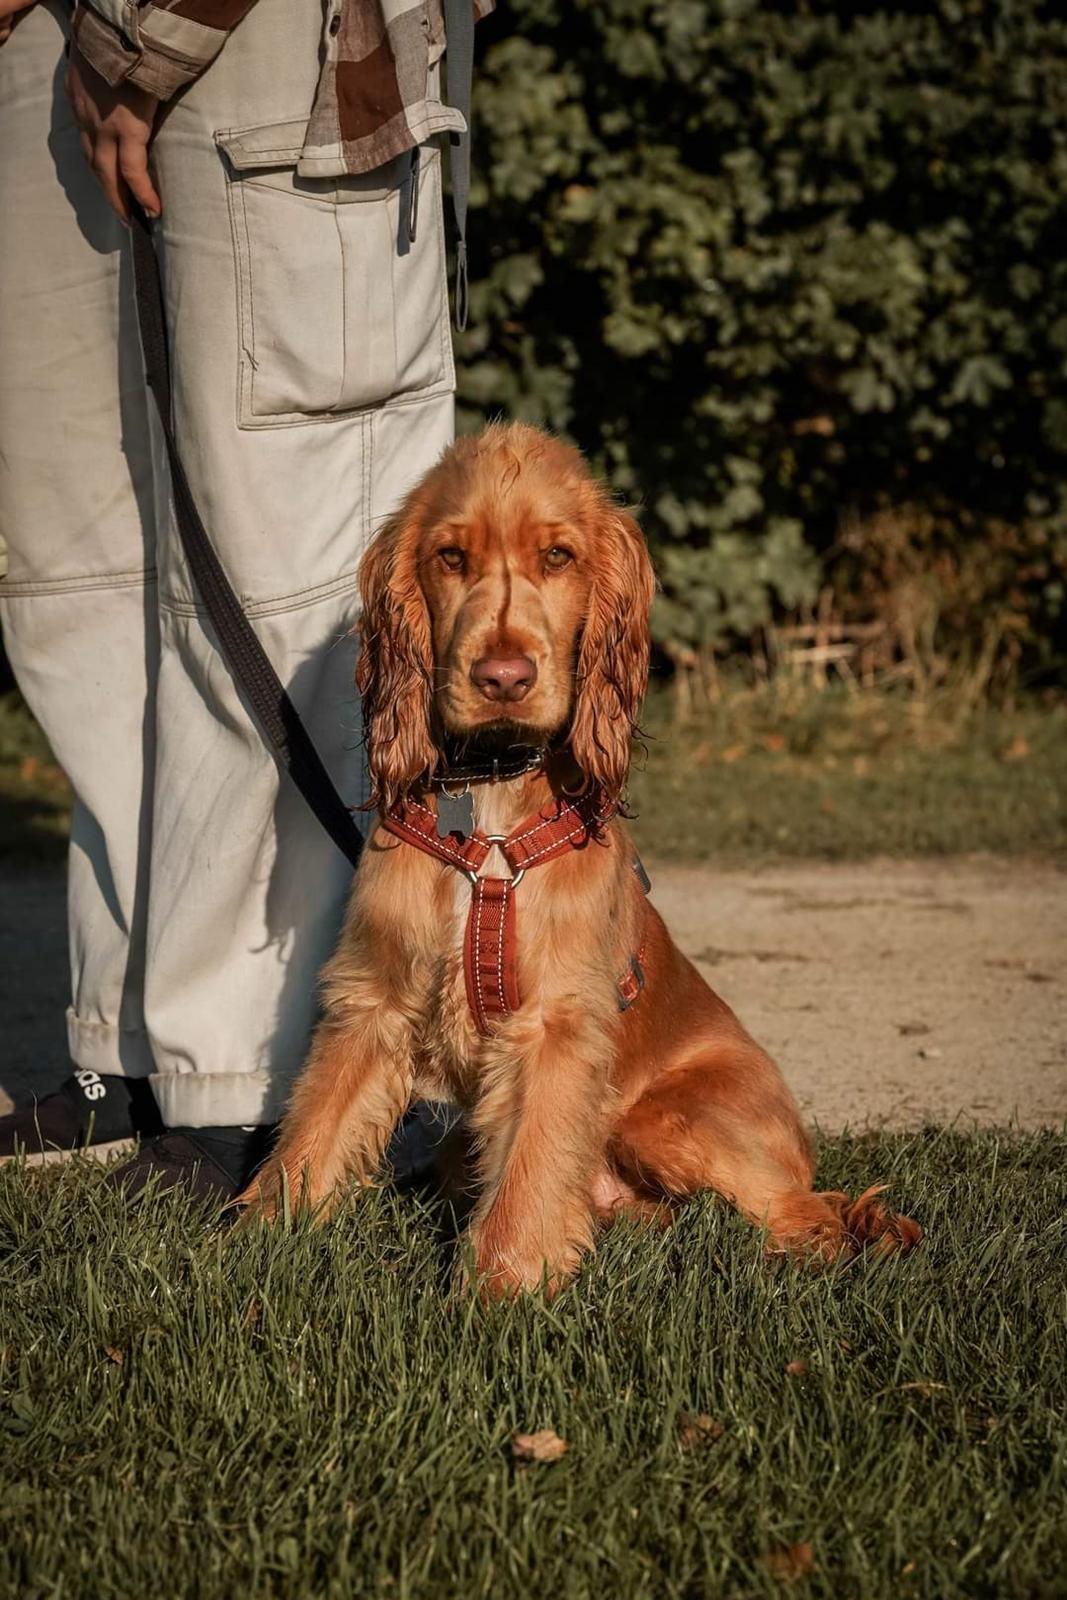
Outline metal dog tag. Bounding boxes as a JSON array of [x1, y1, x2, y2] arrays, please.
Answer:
[[436, 789, 475, 839]]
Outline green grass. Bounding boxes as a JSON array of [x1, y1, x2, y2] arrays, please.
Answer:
[[2, 1129, 1065, 1598], [3, 684, 1066, 866], [629, 686, 1067, 862]]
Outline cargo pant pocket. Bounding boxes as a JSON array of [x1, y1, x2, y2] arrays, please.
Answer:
[[216, 119, 453, 429]]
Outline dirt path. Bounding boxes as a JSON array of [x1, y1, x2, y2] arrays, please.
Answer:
[[2, 860, 1064, 1129]]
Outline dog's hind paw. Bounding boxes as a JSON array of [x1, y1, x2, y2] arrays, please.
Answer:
[[841, 1184, 923, 1255]]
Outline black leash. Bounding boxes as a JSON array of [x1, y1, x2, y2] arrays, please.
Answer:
[[130, 207, 365, 870], [128, 16, 477, 869], [443, 0, 474, 331]]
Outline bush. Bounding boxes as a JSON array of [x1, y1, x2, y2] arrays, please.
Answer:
[[459, 0, 1067, 683]]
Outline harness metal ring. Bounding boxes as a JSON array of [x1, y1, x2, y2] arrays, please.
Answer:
[[464, 864, 525, 890], [477, 832, 525, 888]]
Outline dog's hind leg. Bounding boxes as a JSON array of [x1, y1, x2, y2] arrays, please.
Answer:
[[608, 1047, 921, 1260]]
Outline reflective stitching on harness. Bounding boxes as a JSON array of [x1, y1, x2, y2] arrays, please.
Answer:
[[386, 795, 641, 1036], [496, 881, 510, 1015], [384, 803, 486, 870], [506, 811, 563, 848], [513, 817, 589, 866], [472, 880, 488, 1032]]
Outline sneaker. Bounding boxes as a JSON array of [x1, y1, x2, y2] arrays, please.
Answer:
[[102, 1124, 276, 1207], [0, 1070, 162, 1166], [386, 1101, 463, 1185], [101, 1106, 463, 1212]]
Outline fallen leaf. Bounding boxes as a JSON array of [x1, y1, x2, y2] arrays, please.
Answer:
[[902, 1561, 917, 1576], [511, 1429, 568, 1464], [678, 1412, 725, 1450], [720, 743, 747, 764], [103, 1346, 125, 1367], [762, 733, 786, 753], [898, 1381, 947, 1396], [690, 740, 712, 766], [784, 1359, 809, 1378], [243, 1298, 262, 1327], [761, 1543, 815, 1582], [1001, 735, 1029, 762]]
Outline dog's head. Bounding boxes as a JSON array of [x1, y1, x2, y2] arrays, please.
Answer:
[[357, 422, 655, 809]]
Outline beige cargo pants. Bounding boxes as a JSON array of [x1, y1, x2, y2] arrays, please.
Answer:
[[0, 0, 454, 1127]]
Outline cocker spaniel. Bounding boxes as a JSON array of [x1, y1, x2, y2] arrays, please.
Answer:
[[239, 423, 920, 1293]]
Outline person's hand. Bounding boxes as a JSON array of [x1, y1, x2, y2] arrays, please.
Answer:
[[0, 1, 37, 47], [65, 43, 162, 222]]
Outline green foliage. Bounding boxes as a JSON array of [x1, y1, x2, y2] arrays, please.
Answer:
[[459, 0, 1067, 673]]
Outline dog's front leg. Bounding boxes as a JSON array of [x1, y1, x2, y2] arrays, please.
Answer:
[[238, 1001, 414, 1220], [238, 830, 441, 1220], [466, 999, 612, 1297]]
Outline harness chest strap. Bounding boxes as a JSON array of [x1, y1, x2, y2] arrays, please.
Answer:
[[382, 797, 647, 1036]]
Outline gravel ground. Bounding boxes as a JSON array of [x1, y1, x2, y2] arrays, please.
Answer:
[[2, 858, 1064, 1129]]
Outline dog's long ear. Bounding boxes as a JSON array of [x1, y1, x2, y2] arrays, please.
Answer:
[[356, 510, 441, 810], [568, 507, 655, 805]]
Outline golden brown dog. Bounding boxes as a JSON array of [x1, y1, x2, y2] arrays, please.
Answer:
[[238, 423, 920, 1292]]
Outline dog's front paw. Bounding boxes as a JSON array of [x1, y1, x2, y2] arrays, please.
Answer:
[[232, 1160, 285, 1223], [462, 1229, 586, 1301], [234, 1151, 328, 1223]]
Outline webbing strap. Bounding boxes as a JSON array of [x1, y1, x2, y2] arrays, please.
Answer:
[[129, 208, 364, 870], [443, 0, 474, 329]]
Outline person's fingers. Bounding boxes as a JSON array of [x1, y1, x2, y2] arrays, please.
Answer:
[[78, 130, 94, 167], [90, 133, 129, 224], [118, 134, 162, 217], [0, 0, 34, 44]]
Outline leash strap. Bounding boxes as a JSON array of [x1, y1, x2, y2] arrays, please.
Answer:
[[443, 0, 474, 329], [130, 208, 364, 871]]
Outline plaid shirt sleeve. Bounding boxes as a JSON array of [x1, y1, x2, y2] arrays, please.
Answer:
[[73, 1, 494, 170], [72, 2, 259, 100]]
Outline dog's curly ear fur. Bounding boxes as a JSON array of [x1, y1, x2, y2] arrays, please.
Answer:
[[356, 511, 441, 810], [568, 507, 655, 805]]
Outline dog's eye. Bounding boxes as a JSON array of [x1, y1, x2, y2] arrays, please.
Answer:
[[544, 546, 573, 571], [438, 547, 466, 572]]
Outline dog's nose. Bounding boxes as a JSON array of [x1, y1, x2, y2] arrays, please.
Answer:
[[470, 655, 538, 703]]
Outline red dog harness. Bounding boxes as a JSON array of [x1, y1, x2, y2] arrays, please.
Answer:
[[383, 795, 646, 1035]]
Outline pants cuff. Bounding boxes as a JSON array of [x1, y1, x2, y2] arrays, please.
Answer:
[[67, 1008, 155, 1078], [149, 1070, 289, 1130]]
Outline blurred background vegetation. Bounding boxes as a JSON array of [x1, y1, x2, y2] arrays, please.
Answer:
[[2, 0, 1065, 863], [459, 0, 1067, 703]]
